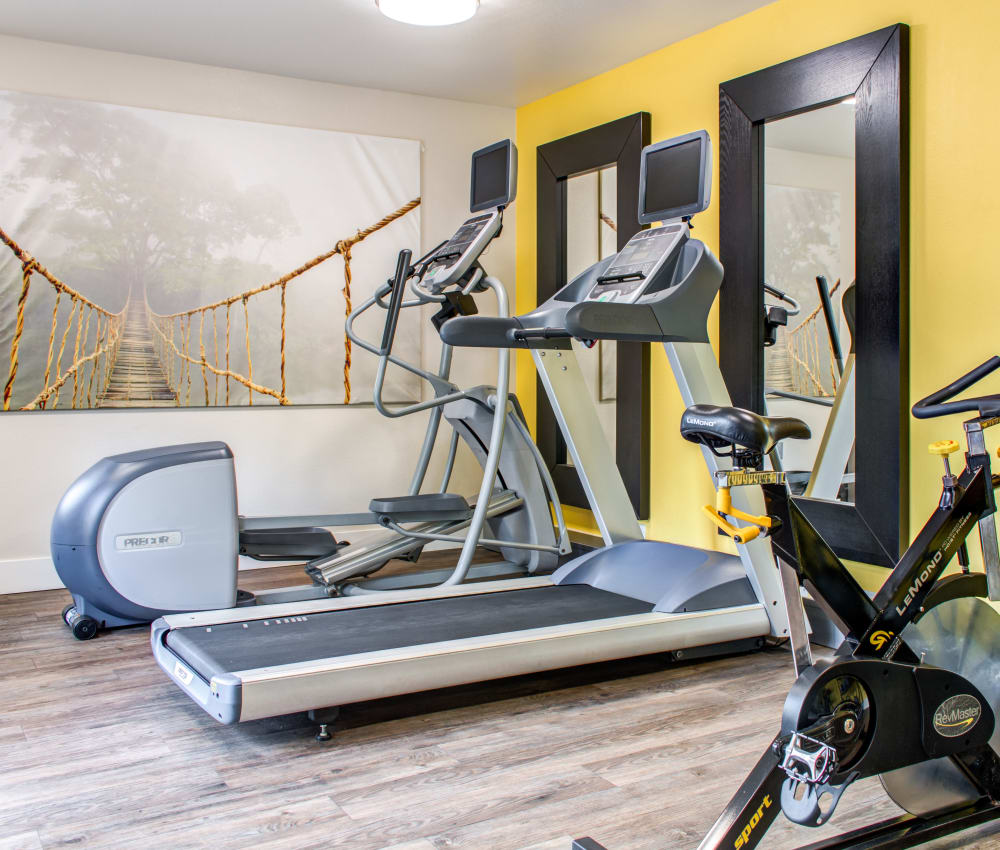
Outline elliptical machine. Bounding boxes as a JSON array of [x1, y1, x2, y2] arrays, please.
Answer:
[[573, 358, 1000, 849], [52, 139, 569, 639]]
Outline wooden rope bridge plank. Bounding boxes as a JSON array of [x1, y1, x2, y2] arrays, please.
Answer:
[[98, 300, 178, 408]]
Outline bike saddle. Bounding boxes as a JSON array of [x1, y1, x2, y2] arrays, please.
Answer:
[[680, 404, 810, 455]]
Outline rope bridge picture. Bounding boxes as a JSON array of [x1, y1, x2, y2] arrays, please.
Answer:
[[767, 277, 843, 398], [2, 199, 419, 411]]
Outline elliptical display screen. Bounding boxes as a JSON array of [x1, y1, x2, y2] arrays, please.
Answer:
[[638, 130, 711, 224], [473, 149, 507, 207], [470, 139, 516, 212]]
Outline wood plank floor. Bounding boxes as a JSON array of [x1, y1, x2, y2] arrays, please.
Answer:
[[2, 559, 1000, 850]]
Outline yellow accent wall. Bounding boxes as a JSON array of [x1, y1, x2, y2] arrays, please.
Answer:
[[515, 0, 1000, 560]]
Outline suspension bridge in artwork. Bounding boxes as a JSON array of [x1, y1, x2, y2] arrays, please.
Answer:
[[768, 277, 844, 398], [1, 199, 419, 411]]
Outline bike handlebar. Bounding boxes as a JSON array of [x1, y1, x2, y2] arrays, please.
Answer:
[[912, 355, 1000, 419]]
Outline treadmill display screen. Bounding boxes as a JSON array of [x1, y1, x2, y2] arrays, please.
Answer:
[[643, 139, 702, 219]]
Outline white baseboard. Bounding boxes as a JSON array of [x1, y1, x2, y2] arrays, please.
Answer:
[[3, 541, 461, 596], [1, 555, 300, 594], [0, 557, 63, 595]]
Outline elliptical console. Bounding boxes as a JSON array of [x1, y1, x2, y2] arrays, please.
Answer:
[[422, 139, 515, 291]]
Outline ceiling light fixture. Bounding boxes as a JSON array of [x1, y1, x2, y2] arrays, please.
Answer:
[[377, 0, 480, 26]]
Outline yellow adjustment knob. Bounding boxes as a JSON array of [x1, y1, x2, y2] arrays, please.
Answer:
[[928, 440, 960, 456]]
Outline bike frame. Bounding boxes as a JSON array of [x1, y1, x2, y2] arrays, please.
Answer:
[[700, 414, 1000, 850]]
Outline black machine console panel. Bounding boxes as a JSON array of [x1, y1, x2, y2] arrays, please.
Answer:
[[586, 223, 687, 303], [422, 211, 501, 291]]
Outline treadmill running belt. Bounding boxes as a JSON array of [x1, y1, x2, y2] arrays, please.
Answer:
[[166, 585, 652, 682]]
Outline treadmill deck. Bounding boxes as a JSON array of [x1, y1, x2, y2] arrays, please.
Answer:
[[166, 584, 653, 682]]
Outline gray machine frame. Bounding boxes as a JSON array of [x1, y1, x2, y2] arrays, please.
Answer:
[[307, 255, 570, 590]]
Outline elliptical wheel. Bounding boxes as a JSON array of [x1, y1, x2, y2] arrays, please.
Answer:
[[62, 603, 99, 640], [880, 596, 1000, 815]]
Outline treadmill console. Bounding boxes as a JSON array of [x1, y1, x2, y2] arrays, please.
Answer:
[[586, 223, 687, 303], [423, 139, 517, 291], [585, 129, 712, 304]]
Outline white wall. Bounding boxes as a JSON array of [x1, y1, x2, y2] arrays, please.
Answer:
[[764, 146, 856, 293], [0, 34, 515, 592]]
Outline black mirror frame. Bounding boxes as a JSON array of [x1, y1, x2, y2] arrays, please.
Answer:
[[719, 25, 909, 566], [535, 112, 652, 519]]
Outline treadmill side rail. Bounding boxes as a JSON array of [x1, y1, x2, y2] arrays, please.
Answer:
[[155, 604, 768, 724], [151, 618, 243, 724]]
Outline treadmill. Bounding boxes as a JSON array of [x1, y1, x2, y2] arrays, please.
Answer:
[[151, 129, 795, 726]]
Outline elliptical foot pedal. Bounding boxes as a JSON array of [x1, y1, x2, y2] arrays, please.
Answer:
[[238, 527, 343, 561], [369, 493, 472, 524]]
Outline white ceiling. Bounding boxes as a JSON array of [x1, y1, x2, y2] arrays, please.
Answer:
[[0, 0, 775, 107]]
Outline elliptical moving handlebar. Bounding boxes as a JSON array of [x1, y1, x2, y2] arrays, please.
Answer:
[[912, 355, 1000, 419], [764, 283, 801, 316], [379, 249, 412, 356]]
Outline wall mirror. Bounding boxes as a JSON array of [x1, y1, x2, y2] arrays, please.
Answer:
[[764, 102, 856, 503], [719, 25, 909, 565], [565, 165, 619, 460], [536, 113, 651, 519]]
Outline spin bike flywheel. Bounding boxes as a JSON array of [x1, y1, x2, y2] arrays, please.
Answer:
[[880, 596, 1000, 815]]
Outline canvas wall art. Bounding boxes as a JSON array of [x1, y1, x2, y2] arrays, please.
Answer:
[[0, 90, 421, 411]]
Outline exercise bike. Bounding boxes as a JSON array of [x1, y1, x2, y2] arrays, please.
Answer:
[[684, 356, 1000, 848], [573, 356, 1000, 849]]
